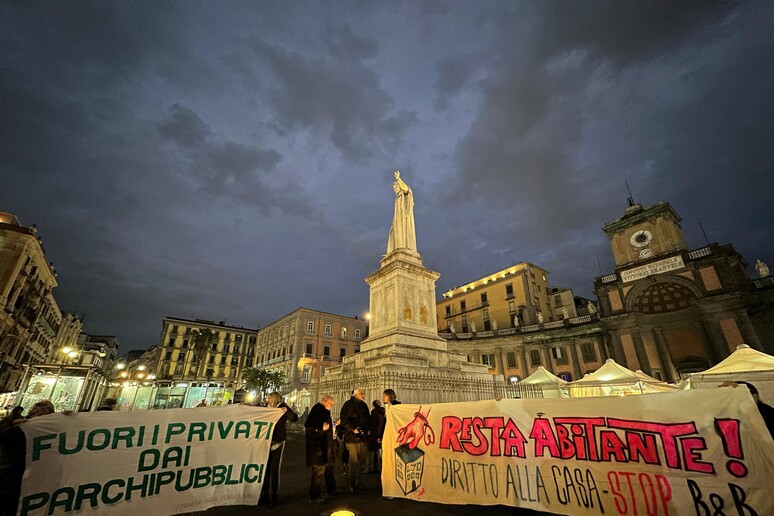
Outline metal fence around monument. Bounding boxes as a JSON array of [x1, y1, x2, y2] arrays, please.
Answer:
[[311, 370, 544, 409]]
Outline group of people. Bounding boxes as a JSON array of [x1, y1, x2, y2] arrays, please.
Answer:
[[303, 388, 400, 504]]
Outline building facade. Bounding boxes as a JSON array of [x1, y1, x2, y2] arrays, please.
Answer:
[[594, 201, 772, 381], [437, 261, 558, 333], [153, 317, 259, 386], [0, 212, 68, 391], [257, 308, 366, 391]]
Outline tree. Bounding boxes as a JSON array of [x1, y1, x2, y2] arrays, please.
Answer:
[[191, 328, 217, 381], [242, 367, 286, 401]]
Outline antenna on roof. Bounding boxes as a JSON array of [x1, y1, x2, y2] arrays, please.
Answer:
[[596, 256, 603, 275], [699, 223, 711, 247], [625, 180, 636, 207]]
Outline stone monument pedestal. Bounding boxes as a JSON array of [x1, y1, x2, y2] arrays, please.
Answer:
[[314, 250, 504, 407]]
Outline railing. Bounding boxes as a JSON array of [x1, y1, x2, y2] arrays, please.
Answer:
[[568, 315, 591, 324], [542, 321, 565, 329], [521, 324, 540, 332], [688, 247, 711, 259], [476, 331, 494, 337], [497, 328, 518, 336], [601, 273, 617, 283], [456, 332, 472, 339], [753, 277, 774, 288]]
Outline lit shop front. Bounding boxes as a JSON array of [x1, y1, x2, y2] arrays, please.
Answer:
[[15, 364, 109, 413]]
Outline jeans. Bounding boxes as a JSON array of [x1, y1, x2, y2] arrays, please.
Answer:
[[309, 463, 335, 501], [345, 441, 368, 489]]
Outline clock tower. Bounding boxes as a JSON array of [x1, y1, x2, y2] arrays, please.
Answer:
[[603, 201, 687, 267]]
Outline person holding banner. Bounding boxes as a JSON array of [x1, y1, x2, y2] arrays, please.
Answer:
[[259, 392, 297, 508], [0, 400, 54, 516], [305, 395, 337, 504]]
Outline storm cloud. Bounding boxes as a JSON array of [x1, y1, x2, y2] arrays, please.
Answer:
[[1, 2, 772, 352]]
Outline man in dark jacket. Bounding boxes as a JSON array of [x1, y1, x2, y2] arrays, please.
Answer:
[[368, 400, 386, 473], [305, 395, 337, 503], [259, 392, 298, 507], [339, 388, 371, 492]]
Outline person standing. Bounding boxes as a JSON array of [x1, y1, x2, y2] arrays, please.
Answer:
[[340, 388, 371, 492], [259, 392, 297, 507], [382, 389, 401, 406], [368, 400, 386, 473], [305, 395, 337, 504], [0, 400, 55, 516]]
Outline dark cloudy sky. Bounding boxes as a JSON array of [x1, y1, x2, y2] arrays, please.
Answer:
[[2, 2, 773, 353]]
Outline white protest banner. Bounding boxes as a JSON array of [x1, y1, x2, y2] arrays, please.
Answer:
[[382, 388, 774, 515], [18, 405, 283, 516]]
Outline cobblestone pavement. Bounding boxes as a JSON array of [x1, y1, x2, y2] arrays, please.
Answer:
[[183, 430, 545, 516]]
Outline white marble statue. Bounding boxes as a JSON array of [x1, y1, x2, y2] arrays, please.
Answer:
[[449, 322, 456, 333], [491, 318, 498, 331], [470, 321, 476, 333], [561, 307, 569, 319], [513, 315, 519, 328], [387, 171, 417, 254], [537, 311, 544, 324], [756, 259, 770, 278], [587, 301, 597, 314]]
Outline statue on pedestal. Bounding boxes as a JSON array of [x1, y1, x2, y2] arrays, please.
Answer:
[[387, 171, 417, 254], [513, 315, 519, 328], [587, 301, 597, 314], [449, 322, 456, 333], [491, 319, 498, 331], [537, 311, 544, 324], [755, 259, 770, 278], [561, 307, 569, 319], [470, 321, 476, 333]]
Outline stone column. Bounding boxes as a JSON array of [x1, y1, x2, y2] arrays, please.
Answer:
[[631, 332, 652, 375], [569, 339, 583, 381], [701, 318, 731, 362], [519, 348, 530, 378], [542, 346, 554, 373], [652, 328, 678, 382], [733, 311, 763, 351], [609, 332, 626, 366], [691, 321, 721, 365], [495, 347, 506, 380]]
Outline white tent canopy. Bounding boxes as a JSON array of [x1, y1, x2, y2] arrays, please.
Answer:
[[691, 344, 774, 376], [568, 358, 677, 398], [685, 344, 774, 404], [518, 366, 567, 398]]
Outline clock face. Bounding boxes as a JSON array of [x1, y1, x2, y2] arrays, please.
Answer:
[[639, 248, 653, 259], [630, 229, 653, 248]]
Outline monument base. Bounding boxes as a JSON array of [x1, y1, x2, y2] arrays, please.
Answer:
[[313, 335, 506, 406]]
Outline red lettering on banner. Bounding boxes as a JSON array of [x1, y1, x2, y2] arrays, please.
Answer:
[[501, 419, 527, 458], [627, 432, 660, 465], [608, 471, 672, 516], [463, 417, 488, 456], [599, 430, 627, 463], [441, 414, 733, 475], [483, 417, 505, 456], [606, 419, 698, 470], [439, 416, 527, 458], [530, 418, 560, 458], [440, 417, 463, 452]]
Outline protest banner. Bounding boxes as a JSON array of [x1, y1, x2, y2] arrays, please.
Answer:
[[17, 405, 283, 516], [383, 388, 774, 515]]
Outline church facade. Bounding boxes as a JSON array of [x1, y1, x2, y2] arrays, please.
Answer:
[[444, 201, 774, 384]]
